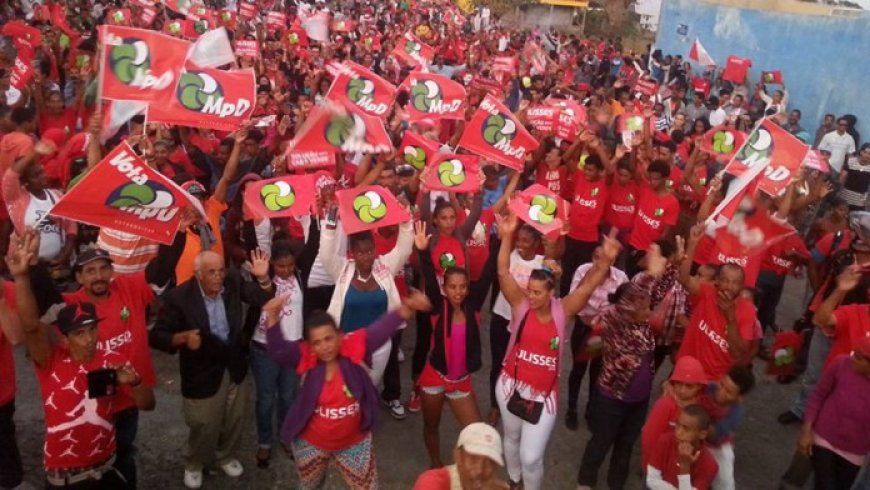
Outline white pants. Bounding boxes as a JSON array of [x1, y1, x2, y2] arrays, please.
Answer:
[[368, 340, 391, 387], [495, 374, 557, 490], [709, 442, 735, 490]]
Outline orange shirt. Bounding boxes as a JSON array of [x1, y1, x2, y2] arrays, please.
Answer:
[[175, 196, 227, 284]]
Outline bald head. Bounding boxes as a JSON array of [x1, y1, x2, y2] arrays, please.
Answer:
[[194, 251, 226, 296]]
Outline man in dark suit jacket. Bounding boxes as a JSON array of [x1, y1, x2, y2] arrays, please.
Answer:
[[150, 250, 273, 489]]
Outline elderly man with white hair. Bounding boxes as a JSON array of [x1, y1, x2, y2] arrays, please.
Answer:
[[150, 249, 274, 489]]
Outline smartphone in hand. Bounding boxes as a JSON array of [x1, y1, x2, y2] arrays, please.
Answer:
[[87, 368, 118, 399]]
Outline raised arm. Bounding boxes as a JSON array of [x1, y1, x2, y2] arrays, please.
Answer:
[[263, 295, 302, 368], [366, 290, 432, 354], [458, 191, 484, 239], [496, 212, 526, 308], [318, 204, 348, 280], [8, 231, 51, 366], [381, 220, 414, 276], [213, 129, 246, 204], [414, 221, 444, 311], [491, 171, 520, 215], [562, 229, 622, 318], [676, 225, 704, 296], [812, 266, 859, 335]]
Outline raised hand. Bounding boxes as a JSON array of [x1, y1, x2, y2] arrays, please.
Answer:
[[413, 220, 431, 251], [688, 223, 705, 245], [646, 243, 668, 278], [262, 294, 290, 327], [495, 211, 519, 239], [5, 231, 36, 277], [402, 289, 432, 314], [246, 249, 271, 280], [115, 363, 141, 386], [600, 228, 622, 264], [835, 265, 861, 292]]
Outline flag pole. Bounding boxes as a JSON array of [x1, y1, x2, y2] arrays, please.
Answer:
[[96, 25, 106, 117]]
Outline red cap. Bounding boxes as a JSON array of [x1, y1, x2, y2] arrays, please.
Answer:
[[856, 334, 870, 357], [670, 356, 707, 384]]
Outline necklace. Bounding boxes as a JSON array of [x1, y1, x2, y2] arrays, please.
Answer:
[[356, 272, 372, 283]]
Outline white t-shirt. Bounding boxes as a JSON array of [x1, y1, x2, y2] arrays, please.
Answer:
[[492, 250, 544, 321], [819, 131, 857, 173], [26, 191, 64, 260], [307, 219, 346, 288], [253, 276, 303, 343], [708, 107, 727, 126]]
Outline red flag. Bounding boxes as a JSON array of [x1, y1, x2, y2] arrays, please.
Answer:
[[147, 68, 256, 131], [287, 151, 336, 170], [1, 21, 42, 50], [802, 149, 831, 173], [164, 0, 199, 15], [458, 95, 539, 171], [469, 76, 504, 98], [761, 70, 784, 85], [491, 56, 518, 74], [218, 10, 239, 29], [424, 154, 481, 193], [290, 103, 392, 155], [721, 55, 752, 84], [332, 19, 356, 32], [286, 28, 309, 48], [545, 98, 587, 141], [766, 331, 803, 376], [233, 40, 260, 58], [392, 32, 435, 68], [9, 56, 34, 90], [244, 175, 316, 219], [688, 38, 716, 66], [398, 131, 441, 172], [525, 105, 559, 133], [335, 185, 411, 234], [617, 112, 654, 135], [186, 6, 216, 24], [49, 4, 79, 41], [698, 126, 747, 162], [508, 184, 568, 237], [107, 9, 133, 26], [691, 77, 711, 98], [325, 62, 397, 119], [360, 33, 382, 50], [266, 11, 287, 33], [401, 71, 467, 121], [49, 143, 202, 245], [723, 119, 809, 197], [238, 2, 257, 20], [634, 78, 658, 97], [710, 195, 796, 260], [99, 25, 191, 102]]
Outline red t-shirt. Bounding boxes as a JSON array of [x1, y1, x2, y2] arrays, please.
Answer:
[[568, 173, 608, 242], [35, 346, 127, 470], [39, 109, 78, 135], [502, 312, 559, 394], [641, 394, 682, 470], [431, 234, 466, 279], [825, 305, 870, 370], [678, 283, 757, 379], [648, 433, 718, 490], [705, 244, 763, 287], [604, 179, 638, 231], [300, 369, 364, 451], [413, 467, 452, 489], [761, 233, 810, 276], [466, 208, 495, 281], [535, 163, 571, 201], [62, 273, 156, 412], [627, 185, 679, 251], [664, 165, 683, 195]]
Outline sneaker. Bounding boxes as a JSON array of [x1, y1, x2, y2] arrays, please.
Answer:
[[384, 399, 407, 419], [220, 459, 244, 478], [183, 469, 203, 489], [565, 409, 579, 431], [398, 349, 405, 363], [777, 410, 802, 425], [408, 391, 422, 413]]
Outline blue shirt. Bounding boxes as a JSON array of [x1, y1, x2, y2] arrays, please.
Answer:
[[200, 284, 230, 342], [340, 285, 388, 333]]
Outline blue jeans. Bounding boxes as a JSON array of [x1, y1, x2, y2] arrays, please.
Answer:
[[790, 328, 833, 418], [250, 343, 298, 449], [114, 407, 138, 489]]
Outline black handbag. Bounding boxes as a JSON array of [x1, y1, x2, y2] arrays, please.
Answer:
[[505, 311, 558, 425]]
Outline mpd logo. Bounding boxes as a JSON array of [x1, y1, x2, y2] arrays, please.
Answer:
[[437, 159, 466, 187], [403, 145, 426, 171], [711, 130, 736, 155], [177, 72, 251, 117], [411, 80, 441, 111], [352, 190, 387, 224], [439, 252, 457, 269], [325, 113, 364, 147], [108, 37, 172, 89], [405, 40, 421, 56], [482, 113, 516, 145], [106, 181, 177, 222], [735, 127, 774, 165], [260, 181, 296, 212], [345, 77, 388, 115], [528, 194, 557, 225]]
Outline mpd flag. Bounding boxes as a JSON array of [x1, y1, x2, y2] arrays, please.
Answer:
[[147, 67, 256, 131], [325, 62, 397, 119], [392, 32, 435, 68], [424, 154, 481, 193], [401, 71, 467, 121], [761, 70, 784, 85], [335, 185, 411, 234], [458, 94, 539, 171], [698, 126, 747, 162], [290, 103, 393, 154], [723, 119, 809, 197], [99, 25, 191, 102], [49, 143, 203, 244], [244, 175, 316, 219], [508, 184, 568, 237], [398, 132, 441, 171]]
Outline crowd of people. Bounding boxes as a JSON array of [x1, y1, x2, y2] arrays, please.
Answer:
[[0, 0, 868, 489]]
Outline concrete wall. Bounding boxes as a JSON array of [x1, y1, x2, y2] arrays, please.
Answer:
[[519, 5, 576, 27], [655, 0, 870, 139]]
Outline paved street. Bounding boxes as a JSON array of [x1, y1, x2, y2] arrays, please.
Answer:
[[11, 275, 812, 489]]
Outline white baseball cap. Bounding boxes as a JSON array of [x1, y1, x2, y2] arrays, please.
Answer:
[[456, 423, 504, 466]]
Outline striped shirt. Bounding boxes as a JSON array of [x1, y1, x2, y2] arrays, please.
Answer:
[[96, 228, 159, 275]]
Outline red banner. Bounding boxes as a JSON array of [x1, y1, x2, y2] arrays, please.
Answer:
[[140, 7, 157, 26], [698, 126, 747, 162], [9, 56, 34, 90], [634, 78, 658, 97], [545, 98, 587, 141], [332, 19, 355, 32], [761, 70, 784, 85], [401, 71, 466, 121], [721, 55, 752, 84], [710, 196, 795, 260], [233, 40, 260, 58], [491, 56, 518, 74], [508, 184, 569, 237], [99, 25, 191, 102], [398, 131, 441, 171], [287, 151, 336, 170], [218, 10, 238, 29], [325, 62, 397, 119], [244, 175, 316, 219], [802, 149, 831, 173], [424, 154, 481, 193], [49, 143, 202, 244], [147, 68, 256, 131], [392, 32, 435, 68], [238, 2, 256, 20], [526, 105, 559, 133], [335, 185, 411, 234], [723, 119, 809, 197], [266, 11, 287, 32], [458, 94, 540, 171], [290, 104, 393, 154]]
